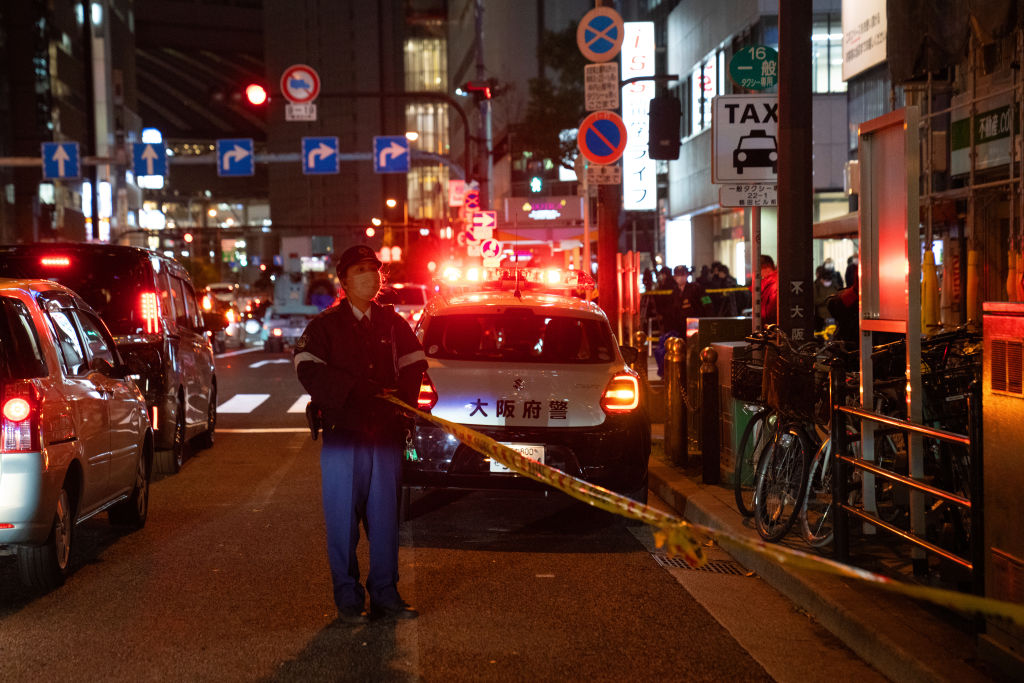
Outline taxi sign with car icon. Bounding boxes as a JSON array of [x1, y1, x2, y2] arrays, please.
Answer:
[[404, 267, 650, 505], [733, 128, 778, 175]]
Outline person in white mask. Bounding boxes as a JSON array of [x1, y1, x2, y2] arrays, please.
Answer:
[[293, 245, 427, 624]]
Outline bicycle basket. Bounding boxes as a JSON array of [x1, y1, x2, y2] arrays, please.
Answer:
[[922, 363, 979, 426], [730, 356, 764, 402], [764, 347, 816, 420]]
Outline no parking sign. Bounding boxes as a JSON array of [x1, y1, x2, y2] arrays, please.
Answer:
[[577, 111, 628, 165]]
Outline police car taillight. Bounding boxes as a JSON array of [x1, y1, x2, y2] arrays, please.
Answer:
[[2, 382, 38, 453], [417, 375, 438, 410], [600, 374, 639, 413], [140, 292, 160, 334]]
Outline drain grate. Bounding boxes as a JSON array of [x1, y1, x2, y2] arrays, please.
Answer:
[[652, 553, 752, 576]]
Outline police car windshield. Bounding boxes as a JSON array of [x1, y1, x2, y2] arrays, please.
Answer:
[[378, 286, 426, 306], [423, 310, 617, 364]]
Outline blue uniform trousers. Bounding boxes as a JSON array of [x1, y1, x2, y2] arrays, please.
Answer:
[[319, 429, 402, 611]]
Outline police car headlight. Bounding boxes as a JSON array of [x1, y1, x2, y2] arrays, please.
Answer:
[[601, 374, 639, 413]]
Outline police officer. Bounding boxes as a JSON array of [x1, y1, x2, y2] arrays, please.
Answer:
[[293, 245, 427, 624]]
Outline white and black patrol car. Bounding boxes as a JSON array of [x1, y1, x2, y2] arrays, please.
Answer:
[[406, 268, 650, 503]]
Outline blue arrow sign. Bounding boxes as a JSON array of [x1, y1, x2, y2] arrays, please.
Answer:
[[132, 142, 167, 177], [373, 136, 409, 173], [217, 138, 255, 177], [41, 142, 80, 180], [302, 136, 339, 175]]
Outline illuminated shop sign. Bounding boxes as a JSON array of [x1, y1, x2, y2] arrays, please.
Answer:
[[503, 197, 584, 225], [621, 22, 656, 211]]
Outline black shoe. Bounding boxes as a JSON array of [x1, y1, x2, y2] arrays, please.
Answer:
[[336, 606, 369, 625], [370, 601, 419, 620]]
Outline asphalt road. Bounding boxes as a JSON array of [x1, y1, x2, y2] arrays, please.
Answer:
[[0, 347, 882, 681]]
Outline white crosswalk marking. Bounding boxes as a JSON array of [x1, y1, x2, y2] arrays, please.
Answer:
[[218, 393, 271, 413], [287, 394, 311, 413]]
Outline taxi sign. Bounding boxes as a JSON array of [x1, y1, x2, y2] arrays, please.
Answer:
[[576, 7, 624, 63], [578, 111, 628, 165], [711, 94, 778, 183], [728, 45, 779, 91]]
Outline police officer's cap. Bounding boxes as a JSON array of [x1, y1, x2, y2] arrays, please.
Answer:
[[336, 245, 382, 279]]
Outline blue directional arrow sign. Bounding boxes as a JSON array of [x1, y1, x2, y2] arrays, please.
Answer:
[[373, 135, 409, 174], [132, 142, 167, 177], [41, 142, 80, 180], [302, 136, 339, 175], [217, 138, 255, 177]]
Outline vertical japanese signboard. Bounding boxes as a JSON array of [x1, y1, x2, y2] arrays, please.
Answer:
[[621, 22, 655, 211]]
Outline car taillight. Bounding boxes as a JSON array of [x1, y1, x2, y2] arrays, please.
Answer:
[[40, 256, 71, 267], [601, 373, 640, 413], [2, 382, 39, 453], [225, 309, 236, 324], [140, 292, 160, 334], [417, 375, 438, 410], [202, 294, 213, 312]]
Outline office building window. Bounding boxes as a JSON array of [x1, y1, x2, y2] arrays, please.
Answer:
[[812, 14, 846, 93]]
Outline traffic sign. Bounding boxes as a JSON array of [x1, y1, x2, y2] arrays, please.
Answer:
[[41, 142, 80, 180], [302, 136, 339, 175], [576, 7, 624, 63], [217, 138, 255, 177], [577, 111, 628, 165], [587, 163, 621, 185], [719, 184, 778, 207], [280, 64, 321, 104], [470, 210, 496, 241], [584, 63, 620, 111], [480, 238, 502, 259], [728, 45, 779, 91], [286, 103, 317, 122], [711, 94, 778, 183], [373, 136, 409, 173], [464, 186, 480, 210], [132, 142, 167, 177]]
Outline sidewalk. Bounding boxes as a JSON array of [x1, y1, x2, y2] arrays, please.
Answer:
[[646, 422, 1004, 681]]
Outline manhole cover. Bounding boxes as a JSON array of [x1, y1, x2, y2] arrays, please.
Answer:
[[652, 553, 752, 576]]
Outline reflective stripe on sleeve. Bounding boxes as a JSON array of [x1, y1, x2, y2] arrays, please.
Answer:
[[293, 351, 327, 369], [397, 350, 426, 369]]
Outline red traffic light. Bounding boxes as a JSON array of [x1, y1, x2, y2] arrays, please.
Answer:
[[463, 81, 492, 100], [245, 84, 268, 106]]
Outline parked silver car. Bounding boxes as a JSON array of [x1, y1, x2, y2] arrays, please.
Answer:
[[0, 279, 152, 590]]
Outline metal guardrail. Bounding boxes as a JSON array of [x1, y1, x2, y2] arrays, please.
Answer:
[[828, 362, 984, 595]]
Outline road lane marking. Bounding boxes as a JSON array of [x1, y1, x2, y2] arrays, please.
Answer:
[[287, 394, 311, 413], [218, 393, 270, 413], [216, 346, 263, 358]]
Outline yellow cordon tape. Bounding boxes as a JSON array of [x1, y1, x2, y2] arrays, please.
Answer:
[[385, 396, 708, 568], [387, 397, 1024, 628]]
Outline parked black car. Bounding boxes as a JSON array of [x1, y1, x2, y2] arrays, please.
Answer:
[[0, 243, 219, 472]]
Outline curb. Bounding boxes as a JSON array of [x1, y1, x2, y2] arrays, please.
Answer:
[[647, 441, 992, 683]]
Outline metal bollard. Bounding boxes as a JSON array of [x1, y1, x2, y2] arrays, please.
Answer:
[[665, 337, 687, 467], [632, 330, 648, 379], [699, 346, 720, 484]]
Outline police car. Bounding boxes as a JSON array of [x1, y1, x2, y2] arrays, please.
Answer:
[[406, 267, 650, 503]]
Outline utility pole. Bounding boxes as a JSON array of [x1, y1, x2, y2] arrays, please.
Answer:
[[474, 0, 492, 209], [777, 2, 814, 343]]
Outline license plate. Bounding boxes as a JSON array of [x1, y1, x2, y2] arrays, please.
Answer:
[[491, 443, 545, 473]]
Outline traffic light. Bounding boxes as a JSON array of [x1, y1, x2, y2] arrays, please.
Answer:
[[244, 83, 268, 106], [462, 81, 492, 101], [648, 93, 681, 160], [530, 176, 543, 193]]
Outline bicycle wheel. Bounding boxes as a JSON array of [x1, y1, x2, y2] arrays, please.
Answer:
[[754, 426, 810, 542], [734, 407, 776, 517], [800, 438, 835, 547]]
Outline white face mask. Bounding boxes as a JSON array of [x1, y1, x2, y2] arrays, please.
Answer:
[[348, 270, 380, 300]]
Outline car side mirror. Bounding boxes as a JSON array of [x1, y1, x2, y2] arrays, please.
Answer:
[[619, 344, 639, 365]]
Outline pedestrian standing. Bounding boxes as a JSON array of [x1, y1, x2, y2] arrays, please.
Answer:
[[293, 245, 427, 624], [759, 255, 778, 326]]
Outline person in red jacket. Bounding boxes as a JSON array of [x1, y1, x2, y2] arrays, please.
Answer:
[[759, 255, 778, 325]]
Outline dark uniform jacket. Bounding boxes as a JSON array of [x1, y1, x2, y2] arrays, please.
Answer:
[[293, 300, 427, 436]]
